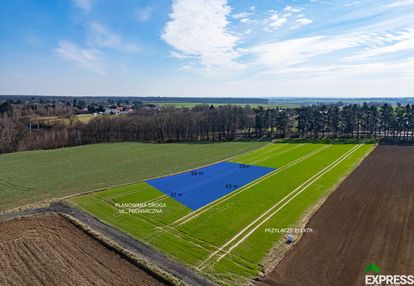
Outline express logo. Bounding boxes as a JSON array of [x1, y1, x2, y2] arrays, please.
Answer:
[[365, 263, 380, 274], [364, 263, 414, 286]]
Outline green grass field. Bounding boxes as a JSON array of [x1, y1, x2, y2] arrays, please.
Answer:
[[72, 142, 374, 285], [0, 141, 265, 211]]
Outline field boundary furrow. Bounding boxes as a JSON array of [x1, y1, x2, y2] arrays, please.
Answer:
[[248, 144, 304, 165], [109, 208, 218, 255], [197, 143, 363, 269], [137, 212, 263, 268], [234, 144, 284, 163]]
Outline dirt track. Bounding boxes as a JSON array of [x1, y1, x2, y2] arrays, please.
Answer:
[[0, 214, 165, 286], [259, 145, 414, 286]]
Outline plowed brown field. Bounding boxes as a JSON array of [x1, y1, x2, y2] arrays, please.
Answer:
[[259, 145, 414, 286], [0, 214, 165, 286]]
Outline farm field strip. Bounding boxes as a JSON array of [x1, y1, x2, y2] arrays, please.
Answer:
[[72, 142, 373, 285], [77, 144, 326, 256], [247, 144, 304, 165], [197, 143, 362, 270], [110, 201, 217, 254], [108, 185, 154, 199], [130, 144, 365, 267], [233, 143, 299, 166], [173, 144, 330, 226], [210, 143, 364, 266], [139, 193, 169, 205], [208, 145, 373, 285], [133, 144, 310, 215], [141, 144, 329, 245], [107, 144, 276, 208], [75, 194, 207, 256], [114, 144, 321, 246], [76, 143, 331, 250], [243, 144, 298, 164], [231, 143, 282, 162], [122, 164, 260, 210], [147, 162, 275, 211], [75, 144, 327, 254], [120, 145, 324, 253], [178, 145, 366, 241], [99, 189, 229, 254]]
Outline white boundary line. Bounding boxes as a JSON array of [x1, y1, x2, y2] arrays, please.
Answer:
[[249, 144, 304, 165], [110, 143, 275, 209], [216, 143, 364, 262], [173, 145, 331, 226], [152, 145, 304, 206], [141, 144, 330, 243], [197, 143, 363, 269], [119, 144, 312, 220], [235, 144, 284, 163]]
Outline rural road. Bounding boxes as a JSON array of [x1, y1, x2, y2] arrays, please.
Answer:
[[0, 202, 216, 286]]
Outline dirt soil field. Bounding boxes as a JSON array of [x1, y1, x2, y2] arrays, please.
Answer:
[[259, 145, 414, 286], [0, 214, 166, 286]]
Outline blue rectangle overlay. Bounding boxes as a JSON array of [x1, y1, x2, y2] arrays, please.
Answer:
[[146, 162, 275, 211]]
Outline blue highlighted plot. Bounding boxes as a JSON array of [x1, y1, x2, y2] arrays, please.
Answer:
[[146, 161, 275, 211]]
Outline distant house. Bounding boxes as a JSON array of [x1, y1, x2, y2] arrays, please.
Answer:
[[103, 108, 121, 115]]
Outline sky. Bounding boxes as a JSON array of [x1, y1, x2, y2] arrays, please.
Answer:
[[0, 0, 413, 98]]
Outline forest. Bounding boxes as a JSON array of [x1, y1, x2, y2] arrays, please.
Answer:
[[1, 100, 414, 154]]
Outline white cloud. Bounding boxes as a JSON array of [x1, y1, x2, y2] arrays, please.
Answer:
[[250, 35, 362, 68], [72, 0, 92, 13], [344, 1, 361, 7], [386, 0, 414, 7], [232, 12, 253, 23], [136, 6, 152, 22], [55, 41, 104, 75], [244, 27, 414, 87], [283, 6, 301, 13], [266, 12, 288, 30], [264, 6, 301, 31], [344, 27, 414, 61], [249, 27, 414, 71], [232, 12, 251, 19], [352, 38, 414, 59], [161, 0, 241, 69], [293, 18, 313, 28], [88, 22, 139, 52], [170, 50, 189, 59]]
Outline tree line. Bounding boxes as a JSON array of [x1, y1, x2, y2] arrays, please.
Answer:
[[1, 102, 414, 154]]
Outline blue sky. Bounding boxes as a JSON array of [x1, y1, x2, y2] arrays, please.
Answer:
[[0, 0, 413, 97]]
